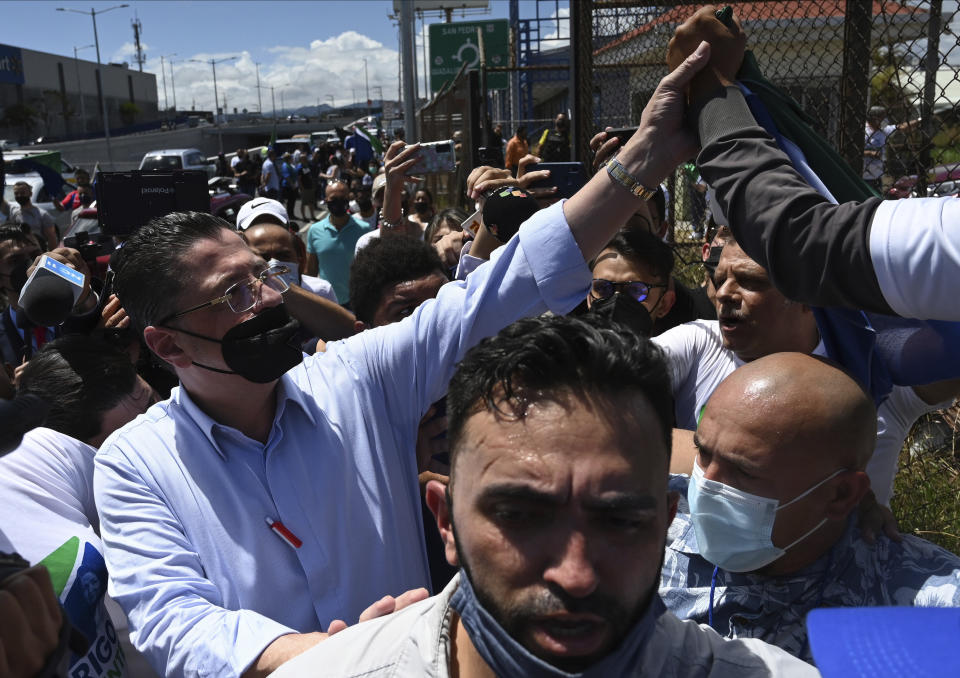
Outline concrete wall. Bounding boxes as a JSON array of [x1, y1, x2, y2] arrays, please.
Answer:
[[1, 43, 158, 141]]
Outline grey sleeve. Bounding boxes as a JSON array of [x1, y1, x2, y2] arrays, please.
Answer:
[[695, 86, 895, 315]]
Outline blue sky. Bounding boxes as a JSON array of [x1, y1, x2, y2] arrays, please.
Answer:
[[3, 1, 569, 113]]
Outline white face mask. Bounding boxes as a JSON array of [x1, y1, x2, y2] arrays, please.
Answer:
[[267, 259, 300, 288], [687, 461, 846, 572]]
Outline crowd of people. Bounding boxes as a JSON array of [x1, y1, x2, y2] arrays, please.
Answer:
[[1, 7, 960, 678]]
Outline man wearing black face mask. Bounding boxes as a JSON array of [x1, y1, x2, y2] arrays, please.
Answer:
[[304, 181, 372, 305], [584, 230, 675, 338]]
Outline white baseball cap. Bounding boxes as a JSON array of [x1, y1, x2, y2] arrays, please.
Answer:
[[236, 197, 289, 231]]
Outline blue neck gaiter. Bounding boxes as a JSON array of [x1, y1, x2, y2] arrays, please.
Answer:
[[448, 570, 665, 678]]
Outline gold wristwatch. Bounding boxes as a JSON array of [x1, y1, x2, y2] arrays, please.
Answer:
[[603, 156, 657, 201]]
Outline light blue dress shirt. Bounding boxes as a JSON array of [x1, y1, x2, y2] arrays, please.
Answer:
[[93, 201, 590, 678]]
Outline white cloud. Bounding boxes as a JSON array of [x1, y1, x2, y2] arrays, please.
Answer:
[[542, 7, 570, 49], [110, 40, 151, 65], [145, 32, 404, 115]]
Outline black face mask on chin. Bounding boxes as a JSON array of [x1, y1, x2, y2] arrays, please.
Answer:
[[585, 292, 654, 338], [164, 305, 303, 383]]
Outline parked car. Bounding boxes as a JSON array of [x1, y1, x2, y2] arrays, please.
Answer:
[[885, 163, 960, 199], [208, 177, 254, 227], [139, 148, 216, 178]]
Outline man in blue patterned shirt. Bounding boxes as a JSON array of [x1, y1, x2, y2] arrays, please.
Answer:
[[659, 352, 960, 664]]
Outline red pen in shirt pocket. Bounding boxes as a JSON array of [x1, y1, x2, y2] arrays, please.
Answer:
[[265, 516, 302, 549]]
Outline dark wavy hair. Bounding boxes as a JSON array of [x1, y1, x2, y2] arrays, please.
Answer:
[[18, 335, 137, 444], [446, 314, 674, 481], [349, 235, 446, 326]]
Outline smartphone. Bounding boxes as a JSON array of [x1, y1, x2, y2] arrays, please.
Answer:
[[460, 208, 482, 237], [605, 127, 639, 145], [407, 140, 457, 174], [525, 162, 588, 199]]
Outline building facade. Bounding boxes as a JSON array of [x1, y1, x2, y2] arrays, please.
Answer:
[[0, 42, 158, 143]]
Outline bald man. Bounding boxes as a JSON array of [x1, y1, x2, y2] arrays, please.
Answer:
[[659, 353, 960, 664], [653, 239, 960, 506]]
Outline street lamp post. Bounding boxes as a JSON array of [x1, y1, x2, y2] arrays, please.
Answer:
[[268, 83, 289, 140], [169, 57, 177, 112], [57, 4, 129, 169], [160, 53, 176, 121], [189, 56, 238, 154], [326, 94, 335, 108], [363, 57, 371, 116], [72, 44, 94, 135], [254, 61, 263, 114]]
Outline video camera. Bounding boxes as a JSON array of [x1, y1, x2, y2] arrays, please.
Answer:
[[95, 169, 210, 236]]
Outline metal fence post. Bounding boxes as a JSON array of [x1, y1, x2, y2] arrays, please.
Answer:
[[839, 0, 873, 174], [570, 0, 594, 165]]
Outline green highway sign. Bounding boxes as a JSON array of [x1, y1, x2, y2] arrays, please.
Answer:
[[429, 19, 508, 94]]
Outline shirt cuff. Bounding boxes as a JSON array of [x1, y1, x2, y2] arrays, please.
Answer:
[[516, 200, 591, 314], [696, 85, 759, 147], [869, 197, 960, 320]]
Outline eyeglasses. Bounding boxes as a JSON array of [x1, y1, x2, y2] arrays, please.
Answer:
[[162, 264, 290, 322], [590, 278, 666, 303]]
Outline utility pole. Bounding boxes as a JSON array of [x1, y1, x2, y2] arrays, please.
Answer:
[[160, 54, 169, 112], [73, 44, 94, 134], [363, 57, 371, 117], [161, 53, 177, 117], [189, 55, 238, 154], [131, 15, 145, 71], [399, 0, 418, 142], [254, 61, 263, 114], [169, 57, 177, 111], [56, 4, 128, 170]]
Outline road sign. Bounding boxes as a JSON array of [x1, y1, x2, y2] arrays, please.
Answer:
[[429, 19, 508, 94]]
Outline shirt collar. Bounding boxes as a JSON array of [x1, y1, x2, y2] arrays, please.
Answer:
[[174, 370, 317, 459]]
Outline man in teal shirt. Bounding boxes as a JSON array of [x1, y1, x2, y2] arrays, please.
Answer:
[[305, 181, 372, 305]]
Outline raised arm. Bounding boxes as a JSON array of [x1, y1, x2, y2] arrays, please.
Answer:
[[670, 6, 960, 320]]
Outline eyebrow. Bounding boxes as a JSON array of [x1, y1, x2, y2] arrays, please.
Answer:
[[693, 433, 765, 475], [477, 483, 658, 511]]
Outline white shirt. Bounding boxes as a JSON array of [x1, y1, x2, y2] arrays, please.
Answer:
[[652, 320, 936, 505], [262, 158, 280, 191], [299, 274, 338, 304], [0, 429, 124, 677], [272, 573, 819, 678], [863, 123, 897, 180], [869, 196, 960, 321], [94, 201, 591, 678]]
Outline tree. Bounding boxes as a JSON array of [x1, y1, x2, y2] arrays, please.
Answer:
[[119, 101, 141, 126], [0, 103, 38, 141]]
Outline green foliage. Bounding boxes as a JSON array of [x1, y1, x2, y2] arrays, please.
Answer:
[[0, 103, 38, 134], [892, 413, 960, 555], [119, 101, 141, 126]]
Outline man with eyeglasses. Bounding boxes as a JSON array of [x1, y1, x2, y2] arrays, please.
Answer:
[[585, 229, 675, 337], [92, 44, 720, 678]]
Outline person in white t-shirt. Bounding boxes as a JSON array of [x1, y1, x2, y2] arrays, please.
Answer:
[[6, 335, 160, 677], [652, 240, 959, 507], [863, 107, 898, 192]]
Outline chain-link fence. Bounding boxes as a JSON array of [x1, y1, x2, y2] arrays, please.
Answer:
[[579, 0, 960, 242], [577, 1, 960, 553]]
